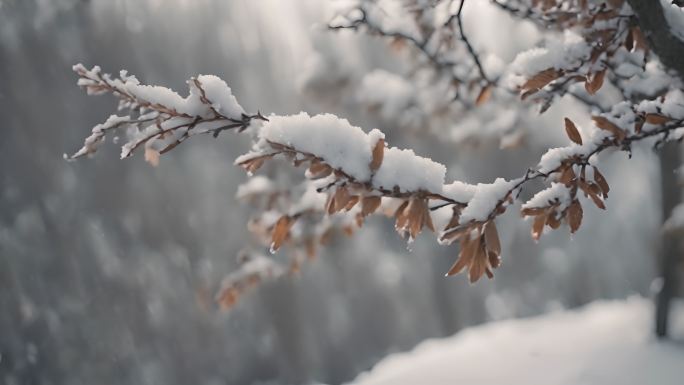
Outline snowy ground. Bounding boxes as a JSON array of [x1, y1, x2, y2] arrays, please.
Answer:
[[350, 297, 684, 385]]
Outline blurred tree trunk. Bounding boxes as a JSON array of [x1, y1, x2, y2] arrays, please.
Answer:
[[627, 0, 684, 339], [656, 142, 682, 338]]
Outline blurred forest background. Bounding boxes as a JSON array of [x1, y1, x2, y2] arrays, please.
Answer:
[[0, 0, 667, 384]]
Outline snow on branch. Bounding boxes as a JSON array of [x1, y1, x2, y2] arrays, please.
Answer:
[[67, 63, 684, 306], [66, 64, 267, 163]]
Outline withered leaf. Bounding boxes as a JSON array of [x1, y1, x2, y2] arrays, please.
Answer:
[[238, 154, 273, 174], [475, 84, 493, 106], [441, 225, 470, 242], [344, 195, 360, 211], [644, 113, 671, 125], [370, 139, 384, 172], [567, 200, 583, 233], [585, 69, 606, 95], [326, 194, 336, 215], [483, 221, 501, 256], [546, 211, 561, 229], [394, 200, 410, 230], [635, 118, 644, 134], [488, 250, 501, 269], [406, 199, 427, 238], [625, 27, 634, 51], [559, 166, 576, 186], [592, 167, 610, 198], [461, 234, 479, 265], [308, 160, 332, 179], [332, 186, 351, 213], [564, 118, 583, 145], [447, 253, 469, 276], [271, 216, 293, 252], [521, 68, 561, 94], [469, 244, 487, 283], [632, 27, 649, 52], [532, 214, 546, 240], [522, 207, 547, 217], [588, 191, 606, 210], [361, 196, 382, 217], [592, 116, 625, 140], [446, 235, 475, 276]]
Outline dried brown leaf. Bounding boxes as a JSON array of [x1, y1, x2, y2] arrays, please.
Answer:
[[446, 253, 469, 276], [522, 207, 547, 217], [592, 116, 625, 140], [271, 216, 293, 252], [370, 139, 384, 172], [559, 166, 577, 186], [488, 250, 501, 269], [585, 69, 606, 95], [394, 200, 410, 230], [344, 195, 360, 211], [333, 186, 351, 213], [564, 118, 583, 145], [567, 200, 583, 233], [644, 113, 671, 125], [632, 27, 649, 52], [592, 167, 610, 198], [238, 154, 273, 174], [441, 225, 470, 242], [521, 68, 561, 94], [361, 196, 382, 217], [476, 84, 493, 106], [532, 214, 546, 240], [406, 199, 426, 238], [308, 160, 332, 179], [546, 211, 562, 229], [483, 221, 501, 256], [469, 244, 486, 283], [588, 191, 606, 210]]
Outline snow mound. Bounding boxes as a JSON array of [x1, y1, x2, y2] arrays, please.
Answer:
[[350, 297, 684, 385]]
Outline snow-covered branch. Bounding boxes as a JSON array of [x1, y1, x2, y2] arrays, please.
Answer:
[[68, 64, 684, 291], [66, 63, 267, 163]]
